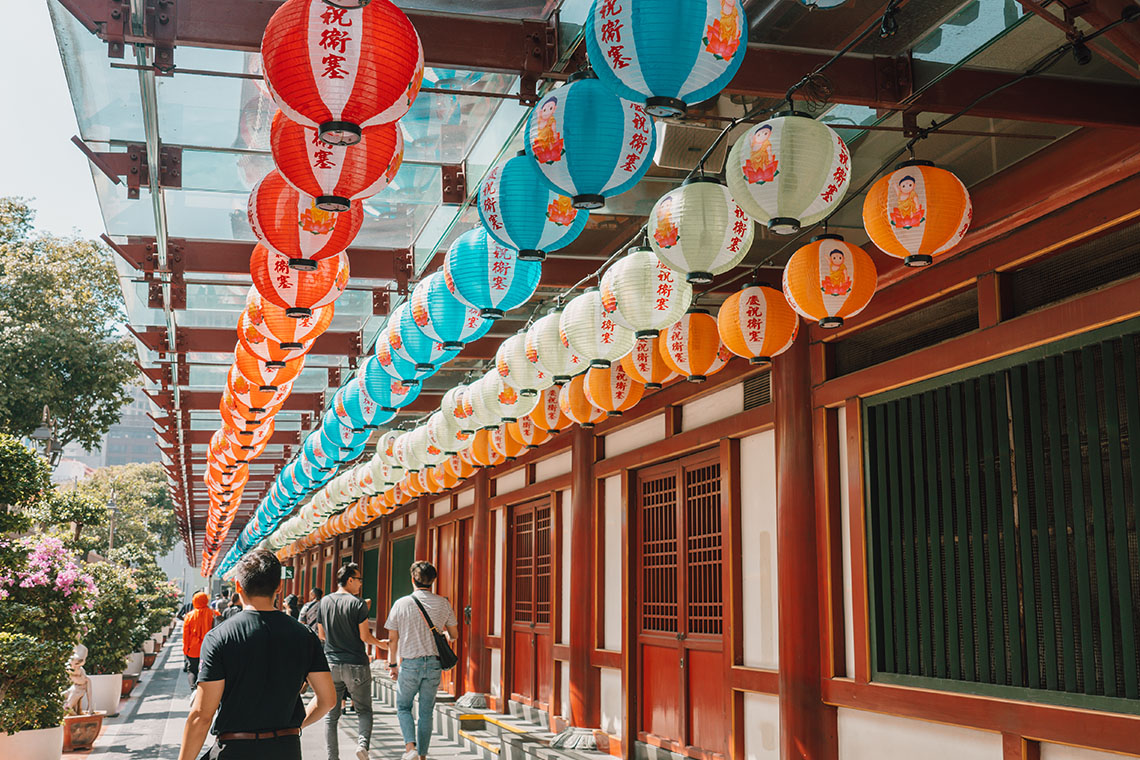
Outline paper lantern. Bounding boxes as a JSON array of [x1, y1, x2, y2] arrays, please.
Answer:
[[360, 356, 421, 410], [374, 318, 439, 387], [468, 429, 506, 468], [409, 271, 493, 350], [717, 284, 799, 363], [600, 246, 692, 336], [467, 373, 504, 430], [407, 425, 447, 467], [584, 363, 645, 417], [441, 385, 476, 435], [862, 160, 972, 267], [427, 410, 470, 456], [245, 288, 334, 347], [443, 228, 542, 319], [248, 170, 363, 270], [227, 369, 292, 415], [219, 392, 263, 433], [525, 309, 587, 384], [477, 151, 588, 262], [621, 337, 680, 390], [490, 424, 525, 461], [417, 467, 444, 495], [559, 374, 607, 428], [560, 289, 635, 369], [524, 72, 656, 209], [336, 378, 394, 431], [725, 113, 851, 234], [235, 344, 305, 389], [434, 462, 460, 491], [376, 430, 402, 467], [395, 302, 460, 371], [647, 179, 753, 283], [238, 312, 312, 366], [302, 432, 337, 472], [250, 245, 349, 318], [496, 333, 552, 397], [444, 454, 475, 482], [507, 416, 552, 449], [270, 110, 403, 211], [261, 0, 424, 145], [782, 235, 877, 328], [585, 0, 747, 117], [393, 432, 424, 473], [659, 309, 732, 382], [223, 418, 275, 449]]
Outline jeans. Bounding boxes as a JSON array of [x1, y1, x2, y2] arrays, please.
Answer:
[[325, 663, 374, 759], [396, 656, 442, 756]]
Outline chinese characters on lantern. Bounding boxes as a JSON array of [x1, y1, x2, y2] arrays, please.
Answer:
[[621, 102, 651, 172], [318, 5, 353, 80], [598, 2, 630, 69], [490, 245, 513, 291], [744, 293, 765, 343], [656, 263, 674, 312]]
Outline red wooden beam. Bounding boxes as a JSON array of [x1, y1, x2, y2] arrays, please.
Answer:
[[174, 326, 362, 356]]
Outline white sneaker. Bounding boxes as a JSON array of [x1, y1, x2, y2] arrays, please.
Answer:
[[355, 748, 369, 760], [400, 748, 418, 760]]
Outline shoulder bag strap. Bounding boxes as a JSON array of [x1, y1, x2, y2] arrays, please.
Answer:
[[410, 595, 438, 633]]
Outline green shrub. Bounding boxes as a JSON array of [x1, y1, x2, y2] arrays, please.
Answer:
[[0, 632, 71, 735], [80, 563, 140, 675]]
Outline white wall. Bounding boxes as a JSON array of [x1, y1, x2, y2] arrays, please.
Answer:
[[740, 431, 779, 669], [837, 405, 855, 678], [432, 497, 451, 517], [492, 508, 504, 636], [1041, 744, 1136, 760], [603, 475, 623, 650], [604, 414, 664, 457], [837, 709, 1002, 760], [536, 450, 572, 481], [744, 693, 780, 760], [681, 382, 744, 430], [496, 468, 527, 496], [456, 487, 475, 509], [489, 649, 502, 697], [560, 488, 572, 644], [599, 666, 623, 735], [560, 660, 571, 719]]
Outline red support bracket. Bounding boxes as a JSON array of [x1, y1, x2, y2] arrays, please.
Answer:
[[873, 53, 913, 105], [373, 289, 391, 316], [393, 249, 414, 296], [72, 138, 182, 199], [441, 164, 467, 205], [146, 0, 177, 75]]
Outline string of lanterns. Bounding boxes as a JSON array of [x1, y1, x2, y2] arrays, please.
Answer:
[[214, 0, 978, 578]]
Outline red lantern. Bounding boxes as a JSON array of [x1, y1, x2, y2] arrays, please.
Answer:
[[248, 170, 363, 269], [226, 369, 292, 415], [245, 288, 335, 347], [234, 343, 306, 389], [270, 111, 403, 212], [250, 244, 350, 319], [261, 0, 424, 145], [238, 311, 313, 366]]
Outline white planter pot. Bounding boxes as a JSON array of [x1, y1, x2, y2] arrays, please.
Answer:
[[152, 633, 163, 648], [142, 639, 155, 654], [0, 725, 63, 760], [124, 652, 145, 676], [88, 673, 123, 717]]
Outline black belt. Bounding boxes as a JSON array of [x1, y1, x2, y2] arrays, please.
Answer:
[[217, 728, 300, 741]]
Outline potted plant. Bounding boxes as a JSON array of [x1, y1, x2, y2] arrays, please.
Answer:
[[79, 563, 140, 717]]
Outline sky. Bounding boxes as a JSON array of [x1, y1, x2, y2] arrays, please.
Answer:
[[0, 1, 106, 239]]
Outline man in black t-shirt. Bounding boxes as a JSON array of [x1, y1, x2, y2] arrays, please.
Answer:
[[178, 550, 336, 760]]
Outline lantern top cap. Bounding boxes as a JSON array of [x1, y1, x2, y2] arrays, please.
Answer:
[[567, 69, 598, 83], [771, 110, 816, 120], [515, 149, 528, 158], [895, 159, 936, 170], [681, 175, 726, 187], [810, 233, 845, 243]]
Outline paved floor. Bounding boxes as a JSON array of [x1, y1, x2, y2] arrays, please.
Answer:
[[68, 629, 482, 760]]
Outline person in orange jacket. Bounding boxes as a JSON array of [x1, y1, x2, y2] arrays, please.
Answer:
[[182, 591, 216, 690]]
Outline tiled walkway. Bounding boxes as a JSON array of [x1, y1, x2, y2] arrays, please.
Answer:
[[69, 629, 485, 760]]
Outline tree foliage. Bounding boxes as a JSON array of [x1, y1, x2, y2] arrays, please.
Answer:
[[0, 197, 137, 450], [0, 433, 50, 510], [73, 462, 177, 557]]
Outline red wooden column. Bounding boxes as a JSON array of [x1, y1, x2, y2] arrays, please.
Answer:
[[773, 336, 838, 760], [415, 496, 431, 559], [467, 470, 492, 694], [568, 425, 601, 727]]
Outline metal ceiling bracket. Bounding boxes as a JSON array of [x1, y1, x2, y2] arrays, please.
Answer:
[[873, 53, 913, 105], [104, 0, 131, 59], [441, 164, 467, 205], [373, 289, 391, 316], [72, 138, 181, 199], [146, 0, 177, 75], [393, 249, 414, 295]]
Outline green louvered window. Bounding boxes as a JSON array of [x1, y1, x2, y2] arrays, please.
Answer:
[[864, 321, 1140, 713]]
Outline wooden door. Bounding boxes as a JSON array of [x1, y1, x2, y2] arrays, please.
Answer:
[[509, 499, 553, 709], [435, 522, 459, 695], [635, 450, 728, 758]]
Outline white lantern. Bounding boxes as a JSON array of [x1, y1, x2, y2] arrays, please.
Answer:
[[725, 113, 851, 235], [394, 431, 424, 472], [408, 425, 447, 467], [559, 289, 635, 369], [376, 430, 402, 467], [427, 410, 470, 456], [440, 385, 476, 435], [496, 375, 540, 422], [496, 333, 552, 396], [525, 308, 587, 383], [600, 247, 692, 337], [647, 178, 754, 283], [467, 373, 505, 430]]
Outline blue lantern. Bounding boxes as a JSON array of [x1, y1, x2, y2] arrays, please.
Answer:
[[361, 356, 422, 410], [478, 151, 589, 262], [584, 0, 748, 118], [408, 272, 492, 350], [340, 375, 396, 431], [374, 316, 442, 385], [444, 228, 542, 320], [524, 72, 656, 209], [395, 302, 461, 371], [302, 432, 337, 472], [321, 410, 371, 454]]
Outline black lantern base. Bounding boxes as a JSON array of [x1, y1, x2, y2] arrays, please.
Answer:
[[265, 361, 286, 369], [280, 342, 303, 350], [316, 195, 351, 212], [258, 385, 277, 392], [645, 96, 686, 118], [818, 317, 844, 329], [322, 0, 372, 7], [442, 341, 464, 350], [285, 307, 313, 318], [415, 363, 435, 372], [686, 271, 714, 284], [646, 382, 662, 390], [572, 194, 605, 210], [287, 258, 318, 271], [590, 359, 611, 369], [480, 308, 505, 320], [749, 356, 771, 365], [687, 375, 707, 383], [635, 330, 658, 339], [769, 217, 801, 235], [318, 120, 362, 146], [905, 254, 933, 267], [607, 410, 624, 417], [517, 249, 545, 262]]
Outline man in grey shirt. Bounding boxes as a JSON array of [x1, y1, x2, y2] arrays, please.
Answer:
[[317, 562, 386, 760], [384, 561, 458, 760]]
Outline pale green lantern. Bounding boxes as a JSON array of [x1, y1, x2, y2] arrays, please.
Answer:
[[725, 113, 852, 234]]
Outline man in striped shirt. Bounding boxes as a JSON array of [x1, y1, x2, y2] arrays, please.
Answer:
[[384, 561, 458, 760]]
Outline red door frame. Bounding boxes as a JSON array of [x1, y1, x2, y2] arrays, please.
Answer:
[[507, 496, 554, 711]]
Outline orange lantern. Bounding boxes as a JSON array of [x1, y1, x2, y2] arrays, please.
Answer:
[[394, 482, 414, 506], [225, 370, 292, 415], [559, 374, 606, 428], [402, 473, 424, 498], [716, 284, 799, 364], [507, 416, 552, 449], [238, 311, 313, 366], [444, 454, 475, 482], [223, 418, 275, 449], [434, 463, 460, 491], [235, 343, 306, 389], [261, 0, 424, 146], [246, 289, 335, 347], [621, 337, 679, 390], [468, 429, 506, 468], [270, 111, 403, 211], [249, 170, 363, 269], [250, 244, 349, 318], [782, 235, 877, 328], [862, 160, 972, 267], [658, 309, 732, 382], [219, 392, 261, 432], [584, 363, 645, 417], [490, 424, 525, 461], [528, 386, 572, 434]]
